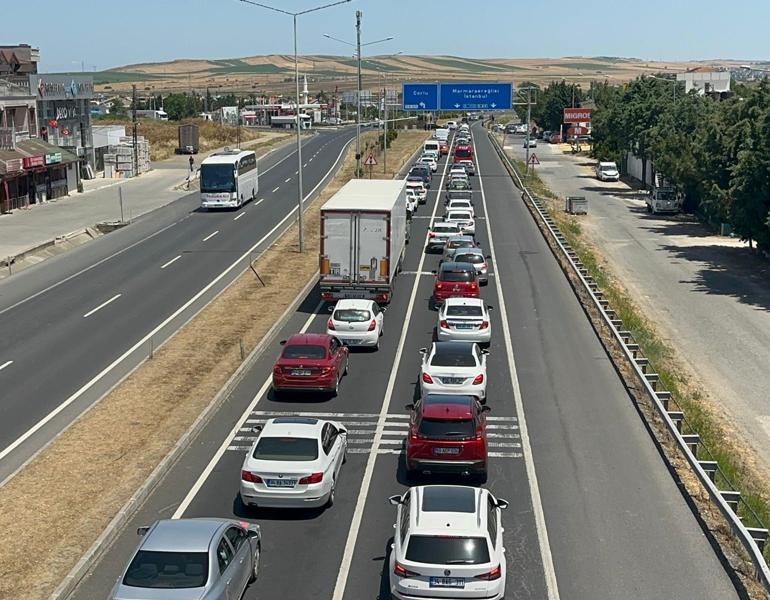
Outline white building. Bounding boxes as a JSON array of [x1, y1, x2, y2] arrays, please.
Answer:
[[676, 70, 731, 95]]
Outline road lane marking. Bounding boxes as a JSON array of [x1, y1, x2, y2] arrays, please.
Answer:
[[473, 130, 561, 600], [160, 255, 182, 269], [233, 213, 245, 221], [295, 170, 299, 175], [83, 294, 122, 318], [0, 361, 13, 372], [303, 163, 308, 167], [284, 178, 292, 183], [272, 186, 280, 193], [202, 230, 219, 242]]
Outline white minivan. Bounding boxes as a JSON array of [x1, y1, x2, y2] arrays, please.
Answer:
[[434, 128, 450, 141], [424, 140, 440, 155]]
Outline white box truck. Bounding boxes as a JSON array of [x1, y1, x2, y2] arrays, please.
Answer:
[[319, 179, 408, 304]]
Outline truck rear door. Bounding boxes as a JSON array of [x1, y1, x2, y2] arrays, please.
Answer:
[[324, 213, 355, 283], [357, 213, 388, 284]]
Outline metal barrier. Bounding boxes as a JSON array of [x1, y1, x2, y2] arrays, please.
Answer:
[[488, 131, 770, 592]]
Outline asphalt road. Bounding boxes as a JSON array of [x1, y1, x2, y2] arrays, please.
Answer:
[[0, 127, 357, 479], [68, 126, 739, 600]]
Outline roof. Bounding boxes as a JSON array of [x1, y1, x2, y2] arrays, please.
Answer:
[[261, 417, 324, 438], [334, 299, 373, 310], [321, 179, 406, 211], [443, 297, 484, 307], [142, 519, 225, 552], [201, 149, 254, 165], [421, 396, 474, 420], [411, 486, 485, 535], [439, 261, 476, 273], [598, 161, 617, 167], [0, 138, 78, 165], [285, 333, 331, 346]]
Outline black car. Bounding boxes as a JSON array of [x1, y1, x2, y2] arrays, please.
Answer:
[[409, 165, 432, 188]]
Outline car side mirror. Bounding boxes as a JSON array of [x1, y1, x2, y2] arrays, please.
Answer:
[[419, 348, 427, 354], [388, 495, 403, 506], [338, 426, 347, 435], [137, 526, 150, 536], [247, 529, 259, 538], [405, 403, 414, 411], [252, 425, 262, 433], [279, 340, 287, 345], [496, 498, 509, 510]]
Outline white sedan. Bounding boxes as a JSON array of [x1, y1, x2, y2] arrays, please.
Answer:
[[420, 341, 488, 401], [326, 299, 384, 349], [445, 208, 475, 236], [406, 181, 428, 204], [240, 417, 347, 509], [405, 190, 419, 214], [446, 198, 474, 216], [437, 298, 491, 344], [417, 156, 438, 173]]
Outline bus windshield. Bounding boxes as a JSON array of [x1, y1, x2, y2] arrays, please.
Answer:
[[201, 164, 236, 193]]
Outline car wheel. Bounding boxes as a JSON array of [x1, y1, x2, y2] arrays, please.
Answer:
[[326, 481, 336, 507], [333, 376, 340, 397], [343, 358, 349, 376], [248, 543, 261, 583]]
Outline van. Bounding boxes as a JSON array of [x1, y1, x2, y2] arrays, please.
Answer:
[[434, 129, 450, 141], [646, 174, 681, 215], [423, 140, 440, 155]]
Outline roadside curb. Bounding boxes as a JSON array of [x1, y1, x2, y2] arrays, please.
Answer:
[[52, 272, 321, 600]]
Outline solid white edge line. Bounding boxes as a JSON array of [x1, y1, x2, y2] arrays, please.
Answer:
[[82, 294, 122, 318], [202, 230, 219, 242], [233, 213, 245, 221], [171, 302, 323, 519], [331, 138, 454, 600], [0, 134, 354, 466], [473, 129, 561, 599], [160, 255, 182, 269], [0, 360, 13, 371]]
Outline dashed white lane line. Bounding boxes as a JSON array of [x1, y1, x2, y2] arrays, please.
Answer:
[[272, 186, 280, 193], [309, 157, 314, 162], [0, 360, 13, 372], [233, 213, 246, 221], [303, 163, 308, 167], [83, 294, 122, 318], [284, 177, 292, 183], [202, 230, 219, 242], [160, 255, 182, 269]]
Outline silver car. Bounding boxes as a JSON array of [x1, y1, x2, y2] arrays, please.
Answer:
[[453, 247, 490, 284], [111, 518, 261, 600], [441, 235, 478, 263]]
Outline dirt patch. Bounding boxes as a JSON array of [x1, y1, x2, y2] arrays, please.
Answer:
[[0, 128, 425, 600]]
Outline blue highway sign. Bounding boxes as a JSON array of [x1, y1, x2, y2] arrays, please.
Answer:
[[402, 83, 439, 111], [439, 82, 512, 111]]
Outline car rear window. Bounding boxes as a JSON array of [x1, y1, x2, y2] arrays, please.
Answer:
[[447, 239, 474, 250], [282, 344, 326, 359], [405, 536, 490, 565], [431, 350, 476, 367], [434, 224, 458, 233], [446, 305, 483, 317], [333, 309, 370, 322], [447, 212, 472, 221], [454, 253, 484, 265], [439, 269, 473, 282], [418, 418, 475, 438], [123, 550, 208, 589], [253, 437, 319, 461]]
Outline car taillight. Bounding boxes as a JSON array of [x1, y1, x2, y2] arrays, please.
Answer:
[[273, 365, 282, 374], [327, 319, 336, 330], [422, 372, 434, 384], [483, 262, 488, 270], [473, 374, 484, 385], [298, 472, 323, 485], [436, 282, 443, 290], [368, 319, 377, 331], [474, 565, 502, 580], [241, 471, 262, 483], [394, 562, 420, 578], [440, 319, 448, 329], [429, 232, 435, 238], [319, 367, 332, 375], [480, 320, 489, 330]]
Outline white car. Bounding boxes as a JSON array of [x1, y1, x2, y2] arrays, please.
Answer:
[[449, 166, 468, 179], [389, 485, 508, 600], [524, 138, 537, 148], [420, 341, 488, 401], [326, 299, 384, 348], [446, 198, 474, 216], [405, 190, 419, 214], [445, 209, 475, 236], [596, 161, 619, 181], [417, 156, 438, 173], [446, 120, 457, 130], [457, 159, 475, 175], [240, 417, 347, 509], [427, 221, 462, 251], [422, 149, 440, 162], [452, 247, 489, 285], [406, 180, 428, 204], [437, 298, 491, 344]]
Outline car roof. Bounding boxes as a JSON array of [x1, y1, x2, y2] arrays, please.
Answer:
[[408, 486, 487, 535], [599, 161, 617, 167], [285, 333, 331, 346], [446, 235, 475, 244], [439, 261, 475, 273], [443, 297, 484, 308], [334, 299, 372, 310], [261, 416, 325, 438], [421, 395, 475, 420], [142, 519, 228, 552]]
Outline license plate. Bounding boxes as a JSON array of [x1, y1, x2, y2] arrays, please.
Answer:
[[430, 577, 465, 588], [442, 377, 464, 384], [455, 324, 475, 330], [291, 369, 311, 376], [433, 447, 460, 455], [342, 339, 359, 345], [265, 479, 297, 487]]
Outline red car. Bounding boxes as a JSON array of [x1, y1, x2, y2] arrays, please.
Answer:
[[272, 333, 349, 395], [432, 262, 480, 308], [405, 393, 489, 478], [453, 143, 474, 163], [438, 139, 449, 155]]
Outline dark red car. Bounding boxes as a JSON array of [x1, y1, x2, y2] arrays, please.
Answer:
[[405, 393, 489, 478], [432, 262, 480, 308], [453, 143, 474, 163], [438, 139, 449, 155], [272, 333, 349, 395]]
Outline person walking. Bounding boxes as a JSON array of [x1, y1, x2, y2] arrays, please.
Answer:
[[189, 156, 194, 172]]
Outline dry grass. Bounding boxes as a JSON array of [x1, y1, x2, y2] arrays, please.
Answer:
[[0, 126, 426, 600]]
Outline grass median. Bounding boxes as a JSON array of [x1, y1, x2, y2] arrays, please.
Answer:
[[0, 128, 427, 600]]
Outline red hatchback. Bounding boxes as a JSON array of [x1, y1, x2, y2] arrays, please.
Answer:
[[272, 333, 349, 395], [438, 139, 449, 155], [405, 393, 489, 478], [432, 262, 480, 308]]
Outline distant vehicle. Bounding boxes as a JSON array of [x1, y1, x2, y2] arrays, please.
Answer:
[[446, 121, 458, 130], [454, 143, 474, 163], [542, 131, 553, 142], [427, 221, 462, 252], [326, 299, 384, 348], [596, 161, 620, 181], [110, 518, 261, 600], [523, 138, 537, 148], [420, 341, 487, 399], [446, 178, 471, 193], [438, 139, 449, 155], [135, 109, 169, 121], [388, 486, 508, 600], [457, 159, 475, 175], [405, 395, 490, 477], [437, 297, 492, 343], [406, 179, 428, 204], [646, 174, 681, 215], [434, 128, 450, 142], [409, 165, 432, 188], [445, 189, 473, 203], [272, 333, 349, 395], [423, 139, 441, 156], [431, 262, 480, 308], [405, 189, 419, 213], [504, 123, 517, 134], [200, 149, 258, 209], [453, 248, 489, 285], [240, 417, 347, 508], [319, 179, 408, 304], [422, 149, 440, 162], [441, 235, 478, 263], [516, 124, 528, 134], [176, 123, 199, 154]]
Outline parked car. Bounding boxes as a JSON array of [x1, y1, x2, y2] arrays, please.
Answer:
[[452, 247, 489, 284], [240, 417, 347, 508], [326, 299, 384, 349], [272, 333, 349, 395], [405, 394, 490, 478], [595, 161, 620, 181], [427, 221, 462, 252], [437, 297, 492, 343], [388, 486, 508, 600], [110, 518, 261, 600], [431, 262, 480, 308]]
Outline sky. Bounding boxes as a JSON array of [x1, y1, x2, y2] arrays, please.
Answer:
[[7, 0, 770, 73]]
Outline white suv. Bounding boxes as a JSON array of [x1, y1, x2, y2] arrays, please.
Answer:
[[389, 485, 508, 600]]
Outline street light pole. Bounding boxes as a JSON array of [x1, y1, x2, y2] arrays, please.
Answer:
[[525, 87, 532, 172], [356, 10, 362, 177]]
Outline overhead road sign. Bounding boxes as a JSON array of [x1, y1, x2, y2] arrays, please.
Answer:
[[563, 108, 593, 123], [439, 82, 512, 111], [402, 83, 439, 111]]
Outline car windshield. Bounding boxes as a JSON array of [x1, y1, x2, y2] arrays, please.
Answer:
[[447, 212, 471, 221], [282, 344, 326, 359], [405, 536, 490, 565], [419, 417, 475, 438], [657, 190, 676, 201], [447, 239, 474, 249], [431, 349, 477, 367], [455, 253, 484, 264], [440, 269, 473, 282], [200, 164, 235, 193], [601, 164, 617, 172], [123, 550, 208, 589], [334, 309, 370, 322], [253, 436, 319, 461], [446, 305, 483, 317]]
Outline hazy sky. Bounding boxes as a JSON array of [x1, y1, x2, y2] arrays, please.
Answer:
[[9, 0, 770, 73]]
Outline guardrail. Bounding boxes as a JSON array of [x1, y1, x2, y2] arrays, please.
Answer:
[[488, 130, 770, 592]]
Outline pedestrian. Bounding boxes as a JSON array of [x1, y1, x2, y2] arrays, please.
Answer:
[[189, 156, 194, 172]]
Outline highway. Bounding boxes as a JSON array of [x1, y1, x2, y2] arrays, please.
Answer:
[[68, 124, 739, 599], [0, 127, 357, 480]]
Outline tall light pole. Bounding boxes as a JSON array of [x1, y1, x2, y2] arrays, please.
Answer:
[[240, 0, 351, 253], [324, 27, 394, 177]]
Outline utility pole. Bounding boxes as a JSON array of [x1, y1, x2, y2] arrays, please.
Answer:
[[356, 10, 363, 178], [525, 86, 532, 173], [293, 13, 305, 251], [383, 78, 388, 174], [132, 84, 139, 178]]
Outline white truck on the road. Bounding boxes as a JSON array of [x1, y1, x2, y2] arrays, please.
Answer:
[[319, 179, 408, 304], [646, 173, 681, 215]]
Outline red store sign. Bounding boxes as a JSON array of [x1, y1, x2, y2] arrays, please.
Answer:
[[563, 108, 593, 123], [23, 155, 45, 168]]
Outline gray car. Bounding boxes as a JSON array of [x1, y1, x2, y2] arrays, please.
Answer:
[[110, 518, 261, 600], [441, 235, 478, 263]]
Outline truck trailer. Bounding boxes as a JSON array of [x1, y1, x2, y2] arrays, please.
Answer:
[[176, 123, 200, 154], [319, 179, 408, 304]]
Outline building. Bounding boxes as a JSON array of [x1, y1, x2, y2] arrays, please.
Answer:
[[676, 69, 731, 97], [0, 44, 39, 83]]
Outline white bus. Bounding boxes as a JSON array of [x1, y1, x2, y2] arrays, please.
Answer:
[[200, 149, 258, 209]]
